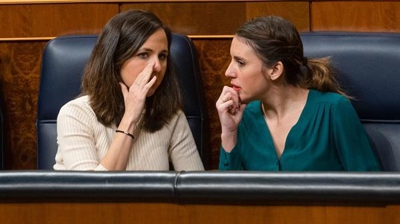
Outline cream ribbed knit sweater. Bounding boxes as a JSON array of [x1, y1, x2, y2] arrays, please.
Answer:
[[54, 96, 204, 171]]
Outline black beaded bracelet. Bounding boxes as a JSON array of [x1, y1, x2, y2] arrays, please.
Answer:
[[115, 130, 135, 139]]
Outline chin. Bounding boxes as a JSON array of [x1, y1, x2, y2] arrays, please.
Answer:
[[241, 99, 250, 104], [237, 94, 244, 103], [239, 95, 253, 104]]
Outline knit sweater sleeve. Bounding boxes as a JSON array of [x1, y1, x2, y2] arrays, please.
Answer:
[[55, 97, 108, 171], [168, 110, 205, 171]]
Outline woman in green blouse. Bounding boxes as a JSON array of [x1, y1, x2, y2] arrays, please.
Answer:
[[216, 16, 381, 171]]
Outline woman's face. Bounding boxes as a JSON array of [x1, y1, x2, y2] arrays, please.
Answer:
[[225, 36, 272, 103], [120, 28, 168, 97]]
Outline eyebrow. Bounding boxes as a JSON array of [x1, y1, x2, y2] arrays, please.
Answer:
[[233, 56, 245, 61], [139, 48, 168, 54]]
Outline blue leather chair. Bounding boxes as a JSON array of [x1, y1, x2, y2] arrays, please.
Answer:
[[301, 32, 400, 171], [37, 34, 211, 170]]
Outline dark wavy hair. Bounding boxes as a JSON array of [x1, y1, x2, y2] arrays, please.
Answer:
[[81, 9, 182, 132], [236, 16, 346, 96]]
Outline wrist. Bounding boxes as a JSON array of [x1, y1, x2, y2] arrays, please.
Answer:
[[221, 131, 237, 153], [120, 113, 142, 131], [115, 129, 135, 139], [221, 129, 237, 138]]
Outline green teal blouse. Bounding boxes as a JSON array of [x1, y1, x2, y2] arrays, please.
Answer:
[[219, 89, 382, 171]]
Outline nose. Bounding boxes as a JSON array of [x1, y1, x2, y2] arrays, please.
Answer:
[[225, 61, 236, 78], [152, 57, 162, 73]]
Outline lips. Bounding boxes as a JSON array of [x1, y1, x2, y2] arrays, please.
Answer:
[[232, 84, 241, 92]]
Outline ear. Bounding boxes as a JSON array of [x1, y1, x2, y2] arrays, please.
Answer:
[[269, 61, 284, 81]]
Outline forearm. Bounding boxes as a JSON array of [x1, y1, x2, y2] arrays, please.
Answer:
[[100, 115, 138, 170]]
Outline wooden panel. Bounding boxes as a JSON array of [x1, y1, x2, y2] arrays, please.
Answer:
[[387, 205, 400, 223], [246, 2, 310, 32], [0, 4, 118, 38], [0, 202, 391, 224], [121, 2, 247, 35], [186, 204, 387, 223], [0, 41, 46, 169], [312, 1, 400, 32], [0, 0, 309, 4], [121, 2, 309, 35], [192, 39, 231, 169]]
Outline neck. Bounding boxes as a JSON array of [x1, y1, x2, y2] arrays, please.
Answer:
[[261, 87, 309, 120]]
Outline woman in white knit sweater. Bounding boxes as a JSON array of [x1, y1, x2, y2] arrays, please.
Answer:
[[54, 10, 204, 171]]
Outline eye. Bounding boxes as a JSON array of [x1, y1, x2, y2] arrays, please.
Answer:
[[159, 53, 168, 61], [137, 52, 149, 59], [236, 59, 245, 67]]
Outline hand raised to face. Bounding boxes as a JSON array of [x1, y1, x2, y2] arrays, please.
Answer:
[[120, 62, 158, 124], [216, 86, 247, 135]]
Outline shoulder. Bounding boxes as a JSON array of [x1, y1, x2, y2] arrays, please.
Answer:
[[166, 109, 187, 127], [308, 89, 351, 107], [162, 109, 192, 134], [171, 109, 186, 121], [58, 95, 95, 118], [308, 90, 359, 121]]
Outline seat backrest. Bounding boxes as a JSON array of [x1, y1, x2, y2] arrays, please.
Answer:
[[37, 34, 210, 170], [301, 32, 400, 171]]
